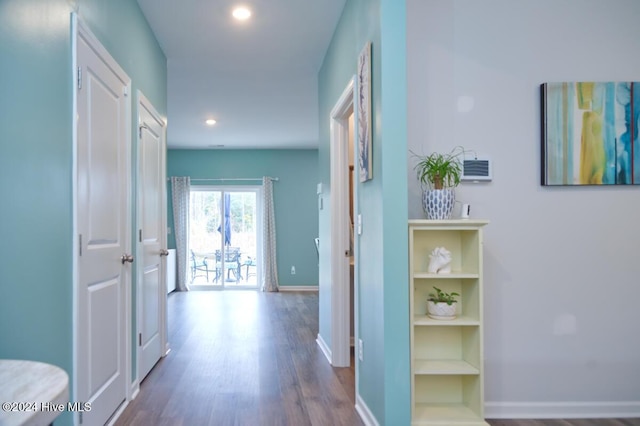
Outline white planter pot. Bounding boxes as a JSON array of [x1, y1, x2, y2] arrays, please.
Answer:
[[427, 301, 457, 320], [423, 188, 455, 220]]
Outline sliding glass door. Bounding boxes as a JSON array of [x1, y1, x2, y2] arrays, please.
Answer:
[[188, 186, 261, 289]]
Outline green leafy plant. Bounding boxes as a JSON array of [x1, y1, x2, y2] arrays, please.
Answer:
[[428, 286, 459, 305], [412, 146, 466, 190]]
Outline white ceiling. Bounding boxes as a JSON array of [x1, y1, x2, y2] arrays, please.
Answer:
[[136, 0, 347, 150]]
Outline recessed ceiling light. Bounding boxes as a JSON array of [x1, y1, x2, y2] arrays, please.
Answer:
[[232, 6, 251, 21], [205, 119, 217, 126]]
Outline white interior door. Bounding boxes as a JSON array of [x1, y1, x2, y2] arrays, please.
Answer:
[[76, 20, 131, 426], [137, 92, 167, 381]]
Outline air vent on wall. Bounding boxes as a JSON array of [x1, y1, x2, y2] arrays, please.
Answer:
[[462, 156, 492, 182]]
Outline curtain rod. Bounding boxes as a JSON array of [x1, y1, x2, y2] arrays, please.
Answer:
[[167, 177, 278, 182]]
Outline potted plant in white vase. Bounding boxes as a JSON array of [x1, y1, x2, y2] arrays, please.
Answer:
[[412, 146, 464, 220], [427, 286, 459, 320]]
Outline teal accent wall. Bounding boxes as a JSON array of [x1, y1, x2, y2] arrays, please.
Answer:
[[318, 0, 409, 423], [167, 149, 319, 287], [379, 0, 410, 422], [0, 1, 166, 424], [0, 0, 74, 396]]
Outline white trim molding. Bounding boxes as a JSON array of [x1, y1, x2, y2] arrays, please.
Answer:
[[316, 333, 332, 364], [105, 402, 129, 426], [329, 76, 356, 368], [130, 382, 140, 401], [355, 394, 380, 426], [485, 401, 640, 419], [279, 286, 318, 292]]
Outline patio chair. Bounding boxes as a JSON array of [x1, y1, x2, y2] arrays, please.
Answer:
[[214, 247, 242, 282], [190, 250, 210, 282], [242, 255, 257, 280], [226, 247, 242, 281]]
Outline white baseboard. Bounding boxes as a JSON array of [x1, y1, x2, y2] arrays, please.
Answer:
[[485, 400, 640, 419], [279, 285, 318, 292], [130, 380, 140, 400], [355, 394, 380, 426], [316, 333, 332, 364], [106, 400, 130, 426]]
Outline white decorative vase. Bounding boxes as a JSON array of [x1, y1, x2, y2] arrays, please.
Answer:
[[427, 247, 452, 274], [427, 301, 457, 320], [423, 188, 455, 220]]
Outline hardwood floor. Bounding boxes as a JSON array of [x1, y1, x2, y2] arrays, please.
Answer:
[[115, 290, 363, 426], [116, 290, 639, 426]]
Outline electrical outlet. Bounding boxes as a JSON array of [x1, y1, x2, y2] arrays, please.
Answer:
[[358, 339, 364, 362], [291, 266, 296, 275]]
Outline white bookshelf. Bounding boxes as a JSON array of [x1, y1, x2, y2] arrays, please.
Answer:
[[409, 220, 489, 426]]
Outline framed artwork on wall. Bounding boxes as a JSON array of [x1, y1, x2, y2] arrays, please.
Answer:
[[541, 81, 640, 186], [357, 41, 372, 183]]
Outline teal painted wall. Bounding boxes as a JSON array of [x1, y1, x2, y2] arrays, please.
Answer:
[[0, 0, 74, 398], [318, 0, 409, 423], [379, 0, 410, 422], [0, 1, 166, 424], [167, 149, 319, 287]]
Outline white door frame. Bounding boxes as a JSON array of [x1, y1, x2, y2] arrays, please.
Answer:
[[72, 13, 132, 424], [329, 76, 357, 368], [135, 91, 168, 389]]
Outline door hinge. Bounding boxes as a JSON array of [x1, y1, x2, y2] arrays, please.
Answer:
[[78, 234, 82, 257], [123, 86, 128, 97], [139, 333, 142, 347], [77, 66, 82, 90], [139, 229, 142, 242]]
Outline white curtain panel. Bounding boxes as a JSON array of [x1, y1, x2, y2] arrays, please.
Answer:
[[171, 176, 190, 291], [262, 176, 279, 292]]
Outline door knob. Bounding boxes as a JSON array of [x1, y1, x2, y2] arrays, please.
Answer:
[[160, 249, 169, 257], [121, 254, 134, 264]]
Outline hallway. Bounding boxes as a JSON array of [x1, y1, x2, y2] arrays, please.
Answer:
[[115, 290, 362, 426]]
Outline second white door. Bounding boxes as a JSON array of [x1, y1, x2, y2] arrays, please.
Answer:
[[137, 93, 167, 381]]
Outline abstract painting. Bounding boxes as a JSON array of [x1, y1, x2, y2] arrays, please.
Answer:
[[541, 82, 640, 185], [358, 42, 372, 182]]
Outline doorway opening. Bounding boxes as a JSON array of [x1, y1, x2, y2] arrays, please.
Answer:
[[188, 186, 262, 290], [329, 76, 357, 369]]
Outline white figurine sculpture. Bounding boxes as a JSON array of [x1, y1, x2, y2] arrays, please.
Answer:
[[427, 247, 452, 274]]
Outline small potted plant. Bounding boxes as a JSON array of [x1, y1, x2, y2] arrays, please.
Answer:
[[412, 146, 465, 219], [427, 286, 459, 320]]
